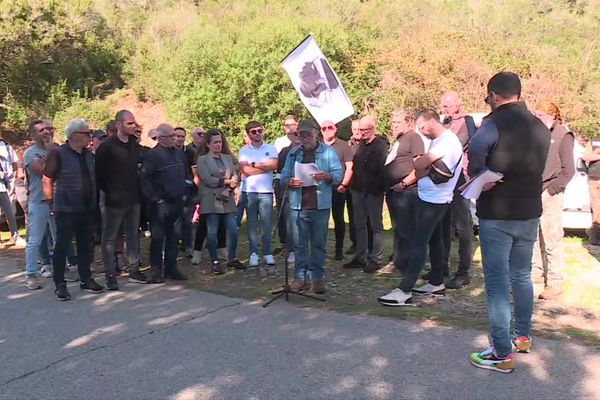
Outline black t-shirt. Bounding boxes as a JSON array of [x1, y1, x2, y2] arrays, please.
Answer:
[[95, 135, 141, 207], [352, 136, 389, 194], [301, 148, 318, 210], [383, 130, 424, 190], [328, 138, 353, 175], [277, 145, 293, 174]]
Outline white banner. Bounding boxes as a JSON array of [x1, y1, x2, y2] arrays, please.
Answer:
[[281, 35, 355, 125]]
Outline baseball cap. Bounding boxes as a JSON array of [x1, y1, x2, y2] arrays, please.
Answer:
[[92, 130, 107, 139], [297, 119, 319, 133]]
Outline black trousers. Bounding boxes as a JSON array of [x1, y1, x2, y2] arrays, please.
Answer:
[[53, 212, 93, 287], [331, 188, 347, 252], [441, 190, 473, 276]]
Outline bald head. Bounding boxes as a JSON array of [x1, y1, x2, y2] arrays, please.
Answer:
[[440, 91, 461, 117], [320, 120, 338, 142], [115, 110, 137, 138], [358, 116, 377, 142]]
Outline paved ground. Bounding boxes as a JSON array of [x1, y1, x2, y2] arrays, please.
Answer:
[[1, 255, 599, 400]]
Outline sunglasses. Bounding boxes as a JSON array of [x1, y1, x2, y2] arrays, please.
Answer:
[[249, 128, 264, 135], [321, 126, 335, 132]]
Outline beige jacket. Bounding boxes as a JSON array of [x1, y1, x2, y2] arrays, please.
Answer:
[[197, 153, 238, 214]]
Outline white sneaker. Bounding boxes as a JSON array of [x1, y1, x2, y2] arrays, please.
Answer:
[[11, 234, 26, 248], [378, 288, 413, 306], [249, 252, 259, 267], [264, 254, 276, 266], [191, 250, 202, 265], [40, 265, 53, 279], [412, 282, 446, 296], [286, 252, 295, 264], [218, 247, 228, 261]]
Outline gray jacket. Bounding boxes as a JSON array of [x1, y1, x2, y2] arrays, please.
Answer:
[[197, 153, 238, 214]]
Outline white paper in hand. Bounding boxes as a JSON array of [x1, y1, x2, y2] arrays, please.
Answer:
[[294, 161, 319, 187], [460, 170, 504, 200]]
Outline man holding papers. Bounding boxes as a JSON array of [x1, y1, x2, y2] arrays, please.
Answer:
[[467, 72, 550, 374], [281, 120, 342, 294]]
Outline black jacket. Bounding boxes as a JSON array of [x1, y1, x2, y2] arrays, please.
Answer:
[[140, 145, 187, 203]]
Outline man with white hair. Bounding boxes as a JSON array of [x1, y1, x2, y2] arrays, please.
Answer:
[[140, 123, 189, 283], [43, 119, 104, 301]]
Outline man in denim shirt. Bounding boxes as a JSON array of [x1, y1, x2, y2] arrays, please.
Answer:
[[281, 120, 342, 294]]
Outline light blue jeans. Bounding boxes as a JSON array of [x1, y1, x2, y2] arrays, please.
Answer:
[[25, 201, 55, 277], [246, 193, 273, 256], [479, 218, 539, 357], [291, 209, 330, 281]]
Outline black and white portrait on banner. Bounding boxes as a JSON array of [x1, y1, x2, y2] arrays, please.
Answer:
[[282, 35, 355, 125]]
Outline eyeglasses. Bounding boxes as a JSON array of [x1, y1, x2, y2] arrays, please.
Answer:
[[359, 126, 374, 133], [159, 134, 176, 139], [74, 131, 92, 136], [321, 126, 336, 132], [249, 128, 264, 135], [194, 131, 206, 136]]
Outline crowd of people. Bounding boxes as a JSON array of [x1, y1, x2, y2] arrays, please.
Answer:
[[0, 70, 597, 374]]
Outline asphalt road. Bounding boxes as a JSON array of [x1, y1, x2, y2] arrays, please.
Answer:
[[0, 254, 598, 400]]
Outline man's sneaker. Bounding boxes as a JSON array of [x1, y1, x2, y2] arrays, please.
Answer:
[[165, 269, 188, 281], [286, 252, 295, 265], [312, 279, 326, 294], [363, 262, 382, 274], [105, 275, 119, 291], [469, 347, 515, 374], [40, 264, 53, 278], [290, 279, 309, 292], [191, 250, 202, 265], [343, 259, 366, 269], [264, 254, 276, 266], [80, 278, 104, 293], [538, 286, 562, 300], [64, 266, 79, 282], [446, 274, 470, 290], [128, 270, 148, 284], [146, 271, 165, 284], [11, 234, 27, 248], [413, 282, 446, 296], [55, 285, 71, 301], [249, 252, 259, 268], [218, 247, 228, 261], [211, 261, 226, 275], [227, 259, 247, 270], [512, 336, 532, 353], [376, 263, 402, 278], [25, 275, 42, 290], [378, 288, 413, 306]]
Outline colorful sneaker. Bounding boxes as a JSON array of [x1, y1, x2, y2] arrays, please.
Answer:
[[512, 336, 532, 353], [469, 347, 515, 374]]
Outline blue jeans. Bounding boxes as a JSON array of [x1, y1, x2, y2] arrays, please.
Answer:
[[25, 201, 54, 277], [149, 201, 182, 275], [398, 199, 449, 292], [246, 192, 273, 256], [286, 203, 299, 252], [292, 209, 330, 281], [206, 213, 239, 262], [479, 218, 538, 357]]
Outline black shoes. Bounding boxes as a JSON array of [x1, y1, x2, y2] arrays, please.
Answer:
[[165, 269, 188, 281], [446, 274, 471, 289], [211, 261, 226, 275], [55, 284, 71, 301], [80, 278, 104, 293], [227, 259, 247, 270], [146, 271, 165, 284], [342, 259, 367, 269], [362, 262, 383, 274], [128, 270, 148, 284], [105, 275, 119, 291]]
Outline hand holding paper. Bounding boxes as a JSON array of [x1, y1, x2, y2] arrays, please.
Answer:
[[294, 162, 320, 187], [460, 169, 504, 200]]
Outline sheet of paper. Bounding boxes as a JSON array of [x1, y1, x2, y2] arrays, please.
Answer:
[[460, 170, 504, 200], [294, 161, 320, 187]]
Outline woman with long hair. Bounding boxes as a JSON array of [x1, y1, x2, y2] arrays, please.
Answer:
[[196, 129, 245, 273]]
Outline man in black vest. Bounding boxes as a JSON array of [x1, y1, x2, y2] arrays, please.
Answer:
[[43, 119, 104, 301], [468, 72, 550, 374]]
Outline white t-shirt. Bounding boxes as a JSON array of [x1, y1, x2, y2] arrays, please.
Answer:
[[0, 141, 18, 193], [238, 142, 278, 193], [417, 130, 463, 204], [273, 135, 291, 154]]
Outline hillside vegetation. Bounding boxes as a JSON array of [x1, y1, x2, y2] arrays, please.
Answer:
[[1, 0, 599, 146]]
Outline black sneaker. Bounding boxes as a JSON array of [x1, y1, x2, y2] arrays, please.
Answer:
[[105, 275, 119, 291], [211, 261, 226, 275], [227, 259, 247, 270], [343, 259, 367, 269], [345, 245, 356, 255], [363, 262, 383, 274], [164, 269, 188, 281], [335, 250, 344, 261], [146, 271, 165, 284], [55, 285, 71, 301], [128, 270, 148, 284], [446, 274, 471, 289], [80, 278, 104, 293]]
